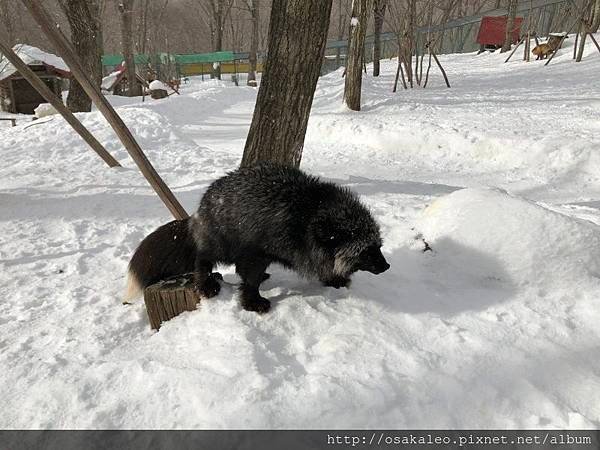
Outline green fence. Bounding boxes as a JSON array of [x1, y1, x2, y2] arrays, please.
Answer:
[[173, 51, 236, 65], [102, 51, 240, 68], [101, 54, 151, 67]]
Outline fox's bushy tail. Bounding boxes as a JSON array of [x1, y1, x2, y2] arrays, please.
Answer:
[[123, 217, 197, 303]]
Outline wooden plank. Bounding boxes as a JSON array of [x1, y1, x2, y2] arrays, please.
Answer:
[[0, 40, 121, 168], [20, 0, 188, 220], [0, 117, 17, 126]]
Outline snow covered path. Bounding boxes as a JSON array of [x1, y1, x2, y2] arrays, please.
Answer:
[[1, 40, 599, 429]]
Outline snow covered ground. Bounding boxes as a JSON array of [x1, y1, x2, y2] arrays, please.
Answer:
[[1, 37, 600, 429]]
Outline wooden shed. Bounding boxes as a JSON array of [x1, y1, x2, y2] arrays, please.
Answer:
[[0, 44, 70, 115]]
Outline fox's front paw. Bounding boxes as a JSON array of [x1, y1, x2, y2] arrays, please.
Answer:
[[196, 275, 221, 298], [322, 276, 351, 289], [241, 294, 271, 314]]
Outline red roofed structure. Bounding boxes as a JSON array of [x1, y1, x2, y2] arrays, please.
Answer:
[[476, 16, 524, 47]]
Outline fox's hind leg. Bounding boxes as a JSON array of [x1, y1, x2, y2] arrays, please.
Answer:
[[236, 258, 271, 314], [236, 267, 270, 283], [193, 253, 221, 298]]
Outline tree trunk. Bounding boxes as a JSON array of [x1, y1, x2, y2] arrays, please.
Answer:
[[372, 0, 386, 76], [138, 0, 150, 54], [247, 0, 259, 86], [591, 0, 600, 33], [406, 0, 416, 85], [418, 2, 434, 85], [240, 0, 333, 168], [208, 0, 232, 80], [213, 1, 223, 79], [336, 0, 346, 69], [0, 0, 15, 45], [501, 0, 518, 53], [523, 0, 533, 61], [118, 0, 141, 97], [577, 2, 596, 62], [62, 0, 103, 112], [575, 29, 588, 62], [344, 0, 373, 111], [576, 19, 591, 62]]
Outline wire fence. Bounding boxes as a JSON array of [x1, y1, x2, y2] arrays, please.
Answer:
[[322, 0, 581, 73], [101, 0, 583, 82]]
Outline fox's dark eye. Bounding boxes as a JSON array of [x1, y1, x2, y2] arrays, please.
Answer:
[[363, 245, 381, 258]]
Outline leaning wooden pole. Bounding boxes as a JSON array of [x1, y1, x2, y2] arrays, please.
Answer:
[[504, 35, 526, 63], [20, 0, 188, 220], [588, 32, 600, 54], [0, 41, 121, 169]]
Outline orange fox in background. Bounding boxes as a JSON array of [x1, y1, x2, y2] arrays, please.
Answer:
[[532, 43, 553, 60]]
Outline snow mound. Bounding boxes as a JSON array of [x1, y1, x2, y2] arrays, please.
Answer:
[[149, 80, 169, 91], [417, 188, 600, 286], [34, 103, 58, 119]]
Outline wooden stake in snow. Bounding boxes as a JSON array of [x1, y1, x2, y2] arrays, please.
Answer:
[[0, 40, 121, 169], [20, 0, 188, 220], [144, 274, 200, 330], [504, 35, 526, 63]]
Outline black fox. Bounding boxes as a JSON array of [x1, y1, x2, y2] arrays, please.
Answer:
[[125, 164, 389, 313]]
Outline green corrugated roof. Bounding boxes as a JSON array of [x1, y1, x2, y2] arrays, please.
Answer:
[[101, 55, 121, 66], [101, 54, 151, 66], [174, 51, 236, 64], [101, 51, 246, 67]]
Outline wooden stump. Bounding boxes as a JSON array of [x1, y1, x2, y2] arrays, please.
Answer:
[[548, 33, 566, 51], [150, 89, 168, 100], [144, 274, 200, 330]]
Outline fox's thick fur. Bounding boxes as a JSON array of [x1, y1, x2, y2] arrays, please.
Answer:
[[125, 164, 389, 313], [532, 43, 553, 60], [124, 219, 198, 302]]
